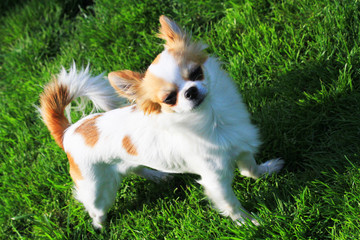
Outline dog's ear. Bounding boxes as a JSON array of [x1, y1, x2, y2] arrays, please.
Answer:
[[158, 15, 187, 49], [108, 70, 162, 114], [108, 70, 143, 101]]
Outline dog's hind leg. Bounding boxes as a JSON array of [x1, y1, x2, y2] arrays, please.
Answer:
[[74, 163, 122, 229], [237, 152, 284, 179]]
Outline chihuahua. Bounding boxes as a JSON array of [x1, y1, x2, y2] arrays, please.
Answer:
[[40, 15, 284, 228]]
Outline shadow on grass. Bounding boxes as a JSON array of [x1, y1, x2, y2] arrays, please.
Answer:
[[0, 0, 94, 17], [120, 174, 200, 209], [0, 0, 28, 13], [231, 60, 360, 237], [245, 59, 360, 172], [106, 174, 201, 223]]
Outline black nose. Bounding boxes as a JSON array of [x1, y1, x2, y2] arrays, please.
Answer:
[[184, 87, 198, 100]]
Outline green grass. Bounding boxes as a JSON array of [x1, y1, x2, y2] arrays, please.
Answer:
[[1, 0, 360, 238]]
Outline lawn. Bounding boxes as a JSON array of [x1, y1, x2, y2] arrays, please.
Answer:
[[1, 0, 360, 239]]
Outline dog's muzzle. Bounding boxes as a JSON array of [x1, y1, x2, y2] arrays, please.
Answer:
[[185, 86, 206, 108]]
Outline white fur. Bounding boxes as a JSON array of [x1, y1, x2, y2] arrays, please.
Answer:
[[148, 51, 180, 84], [59, 56, 284, 228], [57, 63, 124, 121]]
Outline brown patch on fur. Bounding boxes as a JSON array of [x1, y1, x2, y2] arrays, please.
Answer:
[[138, 72, 178, 114], [140, 99, 162, 114], [122, 135, 138, 155], [67, 152, 84, 184], [168, 44, 208, 67], [40, 80, 72, 149], [75, 114, 102, 147]]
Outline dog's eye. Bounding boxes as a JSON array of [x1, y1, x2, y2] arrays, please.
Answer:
[[188, 66, 204, 81], [163, 91, 177, 105]]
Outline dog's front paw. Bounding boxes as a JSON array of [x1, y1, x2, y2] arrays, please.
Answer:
[[90, 213, 107, 230], [234, 215, 260, 226], [92, 220, 104, 230]]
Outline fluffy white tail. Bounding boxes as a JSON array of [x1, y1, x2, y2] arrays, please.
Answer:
[[39, 63, 122, 148], [59, 63, 122, 115]]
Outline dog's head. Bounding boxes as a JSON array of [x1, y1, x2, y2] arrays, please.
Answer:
[[108, 16, 209, 114]]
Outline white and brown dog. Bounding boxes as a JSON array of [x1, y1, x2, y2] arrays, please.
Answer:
[[40, 15, 284, 228]]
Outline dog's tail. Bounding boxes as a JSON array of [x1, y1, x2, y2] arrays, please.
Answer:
[[39, 63, 121, 149]]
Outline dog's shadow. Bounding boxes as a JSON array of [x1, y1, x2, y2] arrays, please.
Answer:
[[235, 59, 360, 216], [109, 173, 201, 216], [243, 59, 360, 173]]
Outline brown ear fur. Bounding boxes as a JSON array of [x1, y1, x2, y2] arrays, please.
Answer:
[[157, 15, 187, 49], [108, 70, 143, 101], [108, 70, 161, 114], [157, 16, 207, 65]]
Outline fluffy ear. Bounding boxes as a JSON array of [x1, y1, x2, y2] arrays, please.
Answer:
[[108, 70, 161, 114], [108, 70, 143, 101], [158, 15, 187, 49]]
